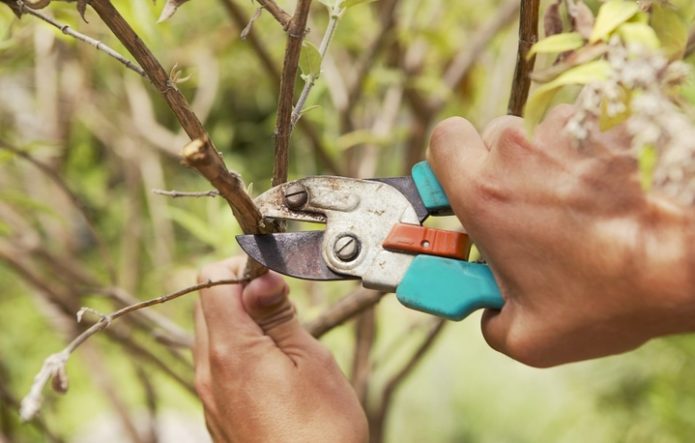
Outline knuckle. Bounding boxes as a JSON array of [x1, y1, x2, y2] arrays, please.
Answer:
[[314, 346, 337, 367], [208, 342, 233, 370], [429, 117, 469, 150], [469, 170, 509, 207], [194, 376, 210, 398]]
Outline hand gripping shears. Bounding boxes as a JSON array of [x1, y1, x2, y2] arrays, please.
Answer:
[[237, 161, 504, 321]]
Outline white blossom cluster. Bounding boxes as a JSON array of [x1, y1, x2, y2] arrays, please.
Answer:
[[566, 37, 695, 204]]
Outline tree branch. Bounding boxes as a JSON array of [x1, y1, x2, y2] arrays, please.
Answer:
[[256, 0, 291, 28], [291, 4, 342, 126], [152, 188, 220, 198], [19, 278, 246, 421], [20, 2, 145, 77], [272, 0, 312, 187], [89, 0, 264, 236], [219, 0, 342, 175], [0, 141, 116, 282], [305, 288, 386, 338], [507, 0, 540, 116]]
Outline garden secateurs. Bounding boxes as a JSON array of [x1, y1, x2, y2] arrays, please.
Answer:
[[236, 161, 504, 321]]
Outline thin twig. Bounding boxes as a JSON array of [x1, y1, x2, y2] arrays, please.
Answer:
[[20, 278, 246, 421], [0, 141, 117, 283], [152, 188, 220, 198], [434, 0, 519, 109], [341, 0, 399, 126], [19, 2, 145, 77], [305, 288, 386, 338], [255, 0, 291, 28], [508, 0, 540, 116], [89, 0, 265, 236], [0, 247, 196, 400], [272, 0, 313, 187], [218, 0, 342, 175], [291, 4, 343, 126]]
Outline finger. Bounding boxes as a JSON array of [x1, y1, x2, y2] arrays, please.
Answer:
[[427, 117, 489, 204], [198, 257, 263, 346], [480, 306, 514, 356], [535, 104, 578, 152], [241, 271, 318, 359], [481, 115, 525, 152]]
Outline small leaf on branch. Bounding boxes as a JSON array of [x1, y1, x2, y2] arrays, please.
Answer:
[[169, 63, 191, 84], [240, 7, 263, 40], [525, 60, 612, 130], [568, 0, 594, 39], [617, 22, 660, 49], [543, 0, 563, 37], [528, 32, 585, 59], [299, 41, 322, 78], [650, 2, 689, 59], [589, 0, 640, 43], [158, 0, 190, 23]]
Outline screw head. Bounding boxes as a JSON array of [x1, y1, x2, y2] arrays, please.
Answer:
[[283, 183, 308, 209], [334, 234, 360, 262]]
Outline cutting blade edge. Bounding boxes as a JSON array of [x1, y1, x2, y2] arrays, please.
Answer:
[[236, 231, 354, 281]]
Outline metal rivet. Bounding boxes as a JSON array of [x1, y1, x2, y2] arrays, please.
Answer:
[[283, 183, 308, 209], [334, 234, 360, 262]]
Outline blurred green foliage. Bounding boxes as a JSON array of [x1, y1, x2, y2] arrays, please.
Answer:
[[1, 0, 694, 442]]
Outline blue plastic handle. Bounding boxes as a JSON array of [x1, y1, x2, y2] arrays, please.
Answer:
[[398, 161, 503, 321], [411, 161, 451, 214], [397, 256, 503, 321]]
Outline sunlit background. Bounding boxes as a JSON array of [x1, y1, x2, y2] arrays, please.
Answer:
[[2, 0, 695, 441]]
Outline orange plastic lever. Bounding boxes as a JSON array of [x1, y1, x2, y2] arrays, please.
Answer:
[[382, 223, 470, 260]]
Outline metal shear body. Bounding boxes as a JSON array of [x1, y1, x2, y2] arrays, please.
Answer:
[[238, 162, 504, 321]]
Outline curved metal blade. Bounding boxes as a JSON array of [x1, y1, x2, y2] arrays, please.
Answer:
[[236, 231, 354, 281]]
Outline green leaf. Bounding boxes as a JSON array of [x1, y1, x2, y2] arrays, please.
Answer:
[[589, 0, 640, 43], [617, 22, 660, 50], [524, 60, 613, 130], [299, 41, 322, 78], [528, 33, 585, 59], [651, 3, 689, 60], [341, 0, 376, 9], [638, 145, 657, 191]]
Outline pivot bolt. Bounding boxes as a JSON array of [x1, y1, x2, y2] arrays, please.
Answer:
[[334, 234, 360, 262], [283, 183, 308, 209]]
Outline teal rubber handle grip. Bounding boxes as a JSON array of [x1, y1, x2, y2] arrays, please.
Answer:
[[411, 161, 451, 215], [402, 161, 503, 320], [396, 256, 503, 321]]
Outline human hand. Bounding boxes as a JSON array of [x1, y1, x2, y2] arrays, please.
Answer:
[[428, 105, 694, 367], [194, 257, 368, 443]]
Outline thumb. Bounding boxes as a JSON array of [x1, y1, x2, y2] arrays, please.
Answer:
[[241, 272, 315, 354]]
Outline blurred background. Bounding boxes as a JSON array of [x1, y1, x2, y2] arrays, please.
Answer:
[[1, 0, 695, 441]]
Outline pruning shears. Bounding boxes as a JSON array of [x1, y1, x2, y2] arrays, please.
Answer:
[[236, 161, 504, 321]]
